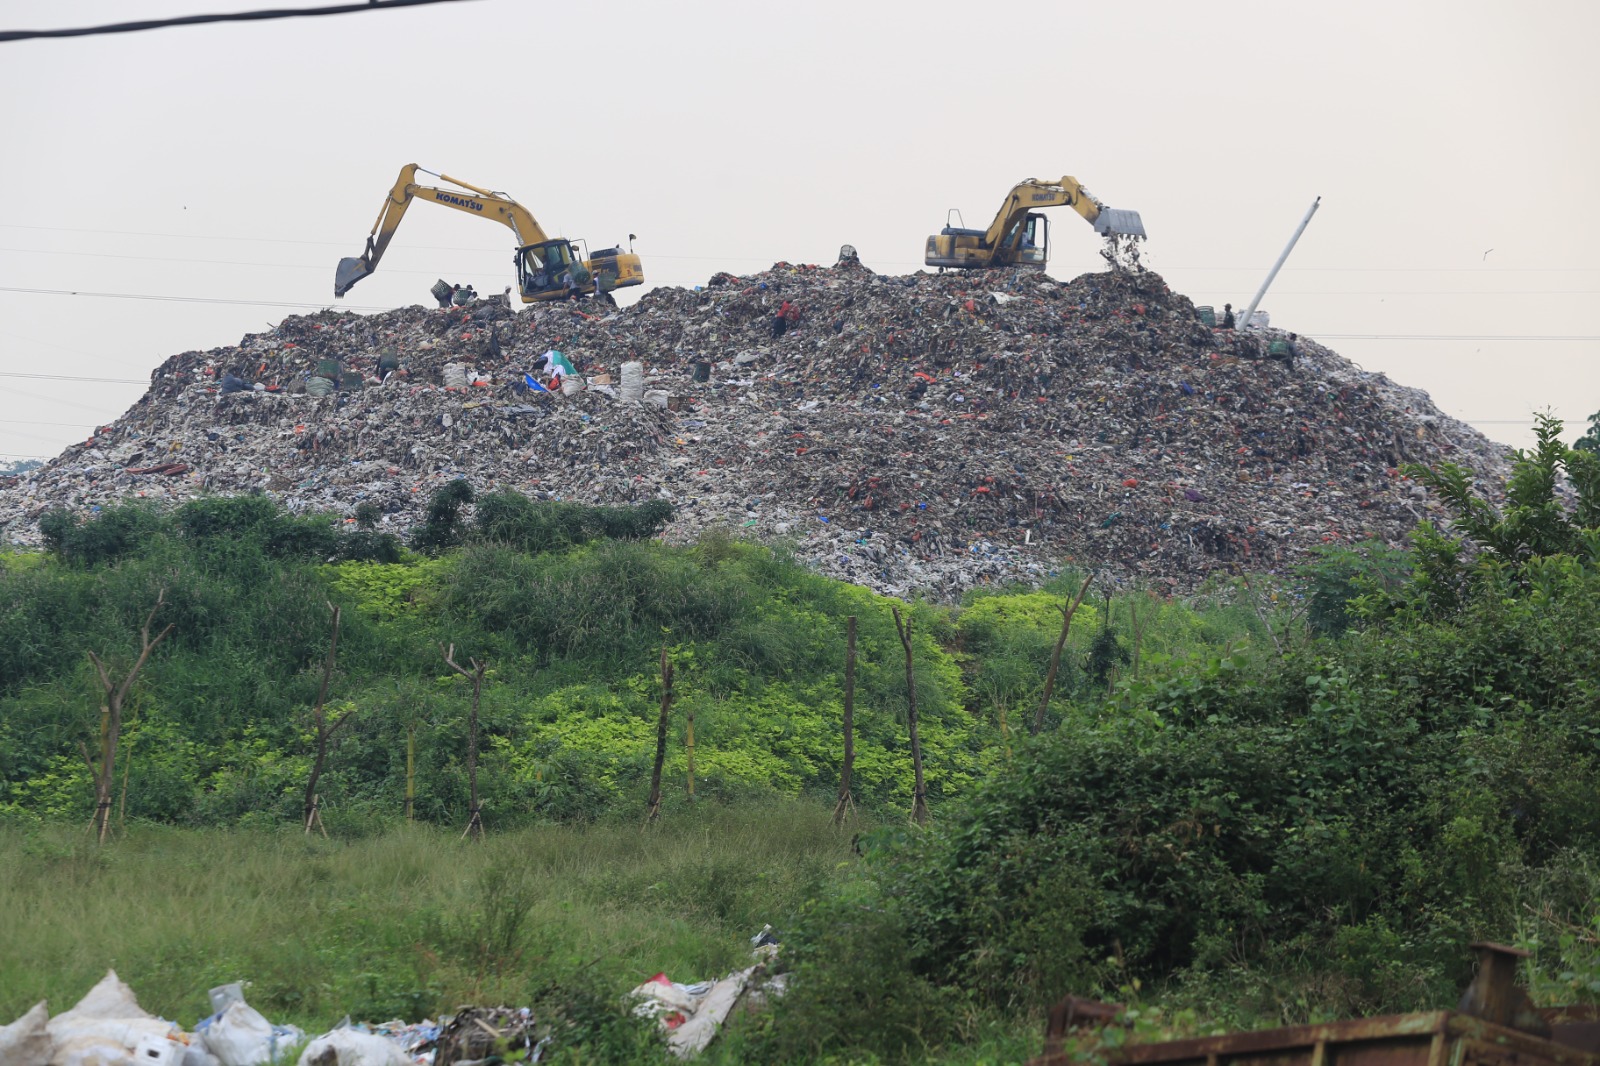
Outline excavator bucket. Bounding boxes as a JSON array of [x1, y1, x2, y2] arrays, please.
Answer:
[[1094, 208, 1145, 236], [1092, 209, 1147, 239], [334, 257, 369, 297]]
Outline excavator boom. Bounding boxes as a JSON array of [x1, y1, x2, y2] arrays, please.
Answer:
[[925, 175, 1145, 271], [334, 164, 643, 303]]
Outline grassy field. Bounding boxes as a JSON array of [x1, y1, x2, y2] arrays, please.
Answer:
[[0, 800, 867, 1041]]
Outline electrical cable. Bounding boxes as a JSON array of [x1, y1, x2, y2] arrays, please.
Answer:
[[0, 370, 147, 385], [10, 248, 1600, 296], [0, 0, 479, 42], [0, 285, 391, 312]]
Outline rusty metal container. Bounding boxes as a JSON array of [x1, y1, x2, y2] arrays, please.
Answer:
[[1029, 945, 1599, 1066]]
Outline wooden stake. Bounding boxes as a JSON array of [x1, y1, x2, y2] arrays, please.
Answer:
[[891, 607, 928, 826], [86, 589, 174, 844], [441, 643, 487, 840], [832, 615, 857, 826], [1130, 596, 1146, 679], [305, 793, 328, 837], [1033, 574, 1095, 736], [405, 722, 416, 822], [646, 646, 672, 822], [685, 702, 696, 803]]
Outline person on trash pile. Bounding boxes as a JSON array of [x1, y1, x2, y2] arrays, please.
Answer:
[[451, 284, 476, 307], [772, 299, 794, 339], [1221, 302, 1236, 329], [377, 348, 401, 382], [1269, 333, 1298, 371]]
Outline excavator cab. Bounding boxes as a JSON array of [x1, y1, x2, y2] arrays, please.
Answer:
[[517, 238, 587, 299], [1012, 214, 1049, 267]]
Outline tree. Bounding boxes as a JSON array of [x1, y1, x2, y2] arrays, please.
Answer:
[[1572, 409, 1600, 455], [303, 604, 354, 834], [84, 591, 174, 843], [441, 643, 488, 839], [1380, 413, 1600, 618], [412, 479, 475, 555]]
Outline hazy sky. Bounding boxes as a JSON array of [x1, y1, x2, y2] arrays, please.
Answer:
[[1, 0, 1595, 463]]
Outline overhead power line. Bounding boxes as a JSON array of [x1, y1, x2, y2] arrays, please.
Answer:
[[0, 0, 479, 42], [1311, 333, 1600, 342], [11, 248, 1600, 296], [0, 285, 390, 312], [0, 370, 147, 385]]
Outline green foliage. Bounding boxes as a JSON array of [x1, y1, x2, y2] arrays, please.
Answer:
[[1570, 408, 1600, 456], [39, 504, 166, 567], [1296, 541, 1412, 637], [1382, 413, 1600, 619], [411, 478, 475, 555], [748, 894, 964, 1063], [473, 490, 674, 552]]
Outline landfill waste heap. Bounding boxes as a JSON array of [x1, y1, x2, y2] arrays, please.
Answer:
[[0, 258, 1512, 598]]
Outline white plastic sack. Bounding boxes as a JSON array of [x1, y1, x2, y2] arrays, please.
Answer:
[[49, 972, 152, 1027], [47, 971, 178, 1066], [0, 1001, 53, 1066], [619, 361, 644, 403], [441, 363, 468, 389], [52, 1031, 181, 1066], [201, 1003, 301, 1066], [293, 1029, 410, 1066]]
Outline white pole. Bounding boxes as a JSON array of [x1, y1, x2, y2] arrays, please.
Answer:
[[1238, 196, 1320, 330]]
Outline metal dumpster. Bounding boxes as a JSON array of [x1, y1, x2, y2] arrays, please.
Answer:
[[1029, 944, 1600, 1066]]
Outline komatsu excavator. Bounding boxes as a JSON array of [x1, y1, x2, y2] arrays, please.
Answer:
[[924, 176, 1145, 270], [334, 164, 643, 303]]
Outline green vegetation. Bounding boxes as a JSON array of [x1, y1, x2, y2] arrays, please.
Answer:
[[5, 421, 1600, 1063], [0, 803, 844, 1061]]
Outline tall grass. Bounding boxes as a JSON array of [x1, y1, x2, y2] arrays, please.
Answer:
[[0, 799, 856, 1033]]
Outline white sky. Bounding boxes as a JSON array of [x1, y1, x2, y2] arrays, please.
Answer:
[[0, 0, 1595, 463]]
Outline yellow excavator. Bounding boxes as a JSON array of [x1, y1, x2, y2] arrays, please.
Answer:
[[334, 164, 643, 303], [924, 176, 1146, 270]]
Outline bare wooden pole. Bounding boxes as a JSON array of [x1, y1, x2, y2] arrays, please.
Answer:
[[441, 643, 487, 839], [1033, 574, 1095, 736], [646, 646, 673, 822], [1129, 595, 1147, 679], [832, 615, 858, 827], [685, 702, 696, 803], [86, 589, 173, 843], [304, 604, 354, 834], [405, 722, 416, 822], [890, 607, 928, 826]]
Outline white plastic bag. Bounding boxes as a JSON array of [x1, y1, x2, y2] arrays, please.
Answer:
[[47, 971, 176, 1066], [201, 1002, 301, 1066], [619, 361, 645, 403], [293, 1029, 410, 1066], [0, 1001, 53, 1066]]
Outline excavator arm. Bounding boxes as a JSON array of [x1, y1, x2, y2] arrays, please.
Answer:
[[334, 164, 644, 303], [925, 175, 1145, 271]]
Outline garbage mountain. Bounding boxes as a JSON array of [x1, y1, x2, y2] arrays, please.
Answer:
[[0, 261, 1511, 598]]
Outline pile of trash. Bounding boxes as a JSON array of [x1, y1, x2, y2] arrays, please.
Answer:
[[0, 258, 1513, 597], [0, 971, 411, 1066], [4, 931, 786, 1065], [630, 925, 785, 1058]]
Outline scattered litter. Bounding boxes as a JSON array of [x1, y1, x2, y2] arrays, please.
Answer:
[[630, 925, 787, 1057]]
